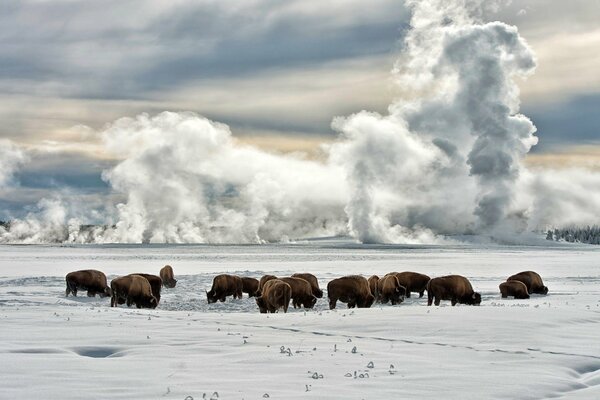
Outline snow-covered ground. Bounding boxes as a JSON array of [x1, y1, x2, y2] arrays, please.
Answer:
[[1, 239, 599, 399]]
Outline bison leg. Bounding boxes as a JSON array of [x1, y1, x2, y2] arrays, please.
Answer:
[[451, 298, 457, 306], [419, 290, 424, 298], [434, 297, 441, 306], [501, 293, 508, 299], [427, 291, 433, 306], [328, 297, 337, 310], [406, 291, 411, 298], [65, 286, 71, 297]]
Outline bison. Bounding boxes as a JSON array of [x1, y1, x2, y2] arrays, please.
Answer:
[[427, 275, 481, 306], [327, 275, 375, 310], [255, 279, 291, 313], [367, 275, 380, 300], [130, 273, 162, 305], [377, 274, 406, 305], [279, 277, 317, 309], [386, 271, 430, 298], [110, 275, 157, 309], [65, 269, 111, 298], [206, 274, 243, 303], [159, 265, 177, 288], [241, 277, 260, 297], [507, 271, 548, 295], [499, 280, 530, 299], [291, 273, 323, 298]]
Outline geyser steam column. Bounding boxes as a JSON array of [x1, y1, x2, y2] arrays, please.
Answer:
[[333, 0, 538, 242], [442, 23, 538, 229]]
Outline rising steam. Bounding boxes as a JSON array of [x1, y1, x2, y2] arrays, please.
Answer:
[[1, 0, 598, 244]]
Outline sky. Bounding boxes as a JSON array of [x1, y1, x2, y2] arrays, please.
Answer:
[[1, 0, 599, 221]]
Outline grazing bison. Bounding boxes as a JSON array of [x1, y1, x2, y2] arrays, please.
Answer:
[[386, 271, 430, 298], [256, 279, 291, 313], [377, 275, 406, 305], [279, 277, 317, 309], [499, 281, 530, 299], [291, 273, 323, 298], [206, 274, 243, 303], [427, 275, 481, 306], [257, 275, 278, 295], [367, 275, 380, 300], [159, 265, 177, 288], [65, 269, 111, 298], [110, 275, 157, 309], [327, 275, 375, 310], [241, 277, 260, 297], [130, 273, 162, 305], [507, 271, 548, 295]]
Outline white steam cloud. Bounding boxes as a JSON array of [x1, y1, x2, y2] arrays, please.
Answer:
[[0, 139, 27, 188], [1, 0, 598, 244]]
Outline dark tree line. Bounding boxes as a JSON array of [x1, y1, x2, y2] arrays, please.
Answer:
[[547, 226, 600, 245]]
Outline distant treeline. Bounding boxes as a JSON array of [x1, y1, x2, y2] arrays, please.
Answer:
[[546, 226, 600, 245]]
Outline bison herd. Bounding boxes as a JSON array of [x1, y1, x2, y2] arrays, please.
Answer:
[[64, 267, 549, 312], [65, 265, 177, 309]]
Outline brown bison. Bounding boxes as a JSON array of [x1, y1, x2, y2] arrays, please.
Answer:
[[256, 279, 291, 313], [110, 275, 157, 309], [499, 281, 530, 299], [241, 277, 260, 297], [507, 271, 548, 295], [258, 274, 278, 293], [159, 265, 177, 288], [367, 275, 380, 300], [327, 275, 375, 310], [130, 273, 162, 305], [386, 271, 430, 298], [279, 277, 317, 309], [377, 275, 406, 305], [291, 273, 323, 298], [206, 274, 243, 303], [65, 269, 111, 298], [427, 275, 481, 306]]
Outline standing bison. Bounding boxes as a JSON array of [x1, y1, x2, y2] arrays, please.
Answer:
[[206, 274, 243, 303], [386, 271, 430, 298], [241, 277, 260, 297], [159, 265, 177, 288], [427, 275, 481, 306], [110, 275, 158, 309], [291, 273, 323, 298], [279, 277, 317, 309], [130, 273, 162, 305], [65, 269, 111, 298], [256, 279, 291, 313], [507, 271, 548, 295], [327, 276, 375, 309], [377, 274, 406, 305], [499, 281, 530, 299]]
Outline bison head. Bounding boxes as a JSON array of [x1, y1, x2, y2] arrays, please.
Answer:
[[314, 288, 324, 298], [101, 287, 112, 298], [305, 295, 317, 309], [255, 297, 267, 313], [359, 293, 375, 308], [206, 290, 218, 304], [470, 292, 482, 305], [541, 286, 549, 295]]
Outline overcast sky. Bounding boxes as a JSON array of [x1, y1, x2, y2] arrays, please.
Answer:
[[1, 0, 599, 219]]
